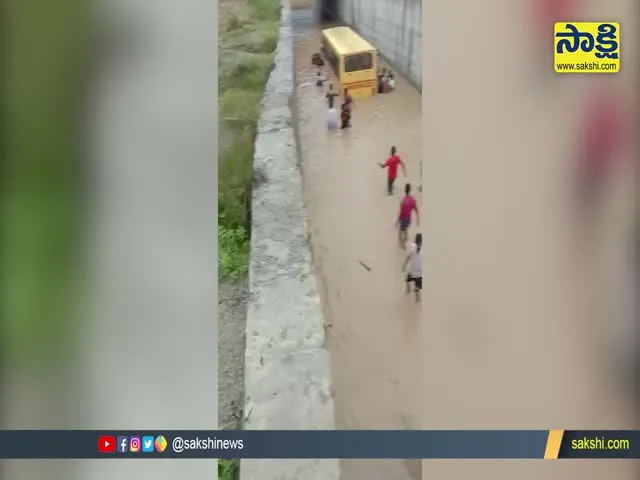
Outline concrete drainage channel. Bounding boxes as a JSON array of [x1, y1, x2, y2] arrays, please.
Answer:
[[240, 2, 339, 479]]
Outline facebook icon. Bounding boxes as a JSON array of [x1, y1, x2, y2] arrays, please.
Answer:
[[116, 436, 128, 453]]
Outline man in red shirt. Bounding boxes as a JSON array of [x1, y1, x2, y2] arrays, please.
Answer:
[[378, 146, 406, 195], [397, 183, 419, 249]]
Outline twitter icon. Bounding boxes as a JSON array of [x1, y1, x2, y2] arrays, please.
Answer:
[[142, 436, 154, 453]]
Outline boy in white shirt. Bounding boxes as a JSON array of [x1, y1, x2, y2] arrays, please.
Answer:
[[402, 233, 422, 302], [326, 83, 339, 130]]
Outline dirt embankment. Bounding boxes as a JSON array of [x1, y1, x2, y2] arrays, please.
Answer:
[[218, 1, 280, 479]]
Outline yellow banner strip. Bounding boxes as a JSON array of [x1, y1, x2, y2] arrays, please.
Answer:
[[544, 430, 565, 459]]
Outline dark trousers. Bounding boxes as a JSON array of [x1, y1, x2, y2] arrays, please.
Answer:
[[387, 177, 395, 195]]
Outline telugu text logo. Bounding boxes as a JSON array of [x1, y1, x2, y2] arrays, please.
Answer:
[[554, 22, 620, 73]]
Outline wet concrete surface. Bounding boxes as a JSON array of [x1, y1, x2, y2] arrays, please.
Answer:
[[242, 5, 338, 478], [293, 11, 421, 480]]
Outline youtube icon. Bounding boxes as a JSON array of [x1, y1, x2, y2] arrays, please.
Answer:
[[98, 435, 116, 453]]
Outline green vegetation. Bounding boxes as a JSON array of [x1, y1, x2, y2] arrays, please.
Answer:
[[2, 0, 86, 368], [218, 0, 280, 478], [218, 458, 239, 480], [218, 0, 280, 283]]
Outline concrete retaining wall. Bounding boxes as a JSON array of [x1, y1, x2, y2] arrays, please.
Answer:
[[339, 0, 422, 89], [241, 2, 339, 479]]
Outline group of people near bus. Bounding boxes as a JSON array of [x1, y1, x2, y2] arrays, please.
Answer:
[[321, 79, 352, 130], [313, 53, 396, 130], [377, 68, 396, 93], [312, 55, 421, 301]]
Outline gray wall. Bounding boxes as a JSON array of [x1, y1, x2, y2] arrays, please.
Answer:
[[338, 0, 422, 89]]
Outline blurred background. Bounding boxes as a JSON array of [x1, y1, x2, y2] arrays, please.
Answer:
[[2, 0, 219, 478], [3, 0, 88, 435], [421, 0, 637, 478]]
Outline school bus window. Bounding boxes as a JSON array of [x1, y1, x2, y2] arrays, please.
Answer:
[[344, 53, 373, 73]]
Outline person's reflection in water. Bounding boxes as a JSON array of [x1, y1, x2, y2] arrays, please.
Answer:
[[326, 83, 339, 129], [402, 232, 423, 303], [340, 103, 351, 129], [340, 88, 353, 129]]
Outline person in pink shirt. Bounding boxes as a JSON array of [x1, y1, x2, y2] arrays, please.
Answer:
[[396, 183, 419, 249]]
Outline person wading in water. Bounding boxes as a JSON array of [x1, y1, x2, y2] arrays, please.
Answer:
[[378, 146, 406, 195], [326, 83, 339, 130], [402, 232, 423, 302], [396, 183, 419, 249], [340, 89, 353, 129]]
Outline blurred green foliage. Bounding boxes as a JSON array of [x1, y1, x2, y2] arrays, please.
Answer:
[[2, 0, 86, 367], [218, 458, 239, 480], [218, 0, 280, 282]]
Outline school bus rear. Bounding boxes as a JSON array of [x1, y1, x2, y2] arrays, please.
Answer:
[[322, 27, 378, 98]]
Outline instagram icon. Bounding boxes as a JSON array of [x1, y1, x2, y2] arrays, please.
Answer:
[[129, 437, 141, 453]]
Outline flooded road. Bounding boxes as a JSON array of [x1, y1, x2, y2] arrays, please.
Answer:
[[292, 7, 636, 480], [293, 11, 421, 480]]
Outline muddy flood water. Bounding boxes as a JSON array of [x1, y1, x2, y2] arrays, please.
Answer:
[[292, 8, 638, 480], [293, 11, 421, 480]]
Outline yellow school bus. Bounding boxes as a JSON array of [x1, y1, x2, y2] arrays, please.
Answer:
[[321, 26, 378, 98]]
